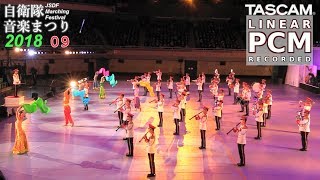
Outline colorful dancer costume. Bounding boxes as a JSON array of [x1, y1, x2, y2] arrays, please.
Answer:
[[73, 81, 90, 111], [12, 106, 29, 155], [64, 88, 74, 126], [99, 76, 106, 99]]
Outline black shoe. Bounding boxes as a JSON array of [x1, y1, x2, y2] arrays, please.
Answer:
[[215, 128, 219, 130], [237, 163, 245, 166], [197, 100, 200, 102], [199, 146, 206, 149], [244, 114, 249, 116], [299, 148, 307, 151], [123, 138, 127, 140], [173, 133, 179, 135], [126, 153, 133, 157], [254, 137, 261, 140], [147, 173, 156, 177], [239, 111, 244, 112], [157, 124, 162, 127]]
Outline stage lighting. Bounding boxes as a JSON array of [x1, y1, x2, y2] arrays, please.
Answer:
[[70, 81, 77, 88], [28, 50, 36, 56], [19, 48, 23, 52], [14, 47, 20, 52], [65, 50, 70, 54]]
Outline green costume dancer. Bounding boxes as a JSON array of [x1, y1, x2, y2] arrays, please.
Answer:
[[99, 76, 106, 99]]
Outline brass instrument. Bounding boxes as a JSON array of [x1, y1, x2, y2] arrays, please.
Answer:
[[149, 99, 157, 103], [139, 132, 149, 143], [189, 111, 203, 120], [227, 122, 241, 135], [114, 103, 125, 113], [116, 125, 121, 131], [109, 97, 119, 105]]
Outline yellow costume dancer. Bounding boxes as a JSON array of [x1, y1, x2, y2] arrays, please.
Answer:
[[12, 106, 29, 155], [139, 81, 155, 97]]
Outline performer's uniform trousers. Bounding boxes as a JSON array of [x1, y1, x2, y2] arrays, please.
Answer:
[[263, 103, 268, 126], [64, 105, 74, 125], [255, 111, 263, 138], [233, 83, 239, 104], [213, 106, 222, 130], [173, 106, 181, 134], [267, 95, 272, 119], [199, 115, 207, 148], [237, 126, 247, 165], [126, 121, 134, 155], [116, 99, 124, 125], [147, 135, 156, 175], [298, 115, 310, 150], [157, 101, 164, 127], [179, 98, 186, 122]]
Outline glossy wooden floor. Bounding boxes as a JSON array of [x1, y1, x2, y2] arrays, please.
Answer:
[[0, 81, 319, 180]]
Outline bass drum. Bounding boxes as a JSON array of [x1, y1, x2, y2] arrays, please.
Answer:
[[252, 82, 261, 93]]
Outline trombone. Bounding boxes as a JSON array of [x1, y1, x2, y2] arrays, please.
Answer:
[[109, 97, 119, 105], [226, 122, 241, 135], [114, 103, 125, 113], [189, 111, 203, 120], [149, 99, 157, 103], [139, 132, 149, 143]]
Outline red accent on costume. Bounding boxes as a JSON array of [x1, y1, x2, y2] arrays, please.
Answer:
[[64, 105, 74, 125]]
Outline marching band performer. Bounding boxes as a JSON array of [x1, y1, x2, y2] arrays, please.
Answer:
[[300, 97, 314, 113], [179, 92, 187, 122], [122, 113, 134, 156], [154, 69, 162, 81], [144, 124, 156, 177], [63, 88, 74, 126], [254, 103, 264, 140], [262, 97, 269, 127], [217, 89, 224, 118], [242, 84, 251, 116], [185, 73, 191, 91], [122, 98, 132, 126], [213, 100, 223, 130], [167, 76, 174, 99], [233, 116, 247, 167], [157, 94, 165, 127], [13, 69, 21, 97], [226, 74, 234, 96], [233, 79, 240, 104], [214, 69, 219, 79], [115, 94, 124, 125], [201, 72, 206, 91], [196, 106, 208, 149], [155, 80, 161, 101], [296, 110, 311, 151], [209, 80, 218, 101], [173, 99, 181, 135], [196, 75, 204, 102], [266, 90, 273, 119]]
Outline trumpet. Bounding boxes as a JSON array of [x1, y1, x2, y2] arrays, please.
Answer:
[[109, 97, 119, 105], [114, 104, 125, 113], [139, 132, 149, 143], [189, 111, 203, 120], [149, 99, 157, 103], [227, 122, 241, 135]]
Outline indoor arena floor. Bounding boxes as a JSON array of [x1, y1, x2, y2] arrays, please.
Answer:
[[0, 81, 320, 180]]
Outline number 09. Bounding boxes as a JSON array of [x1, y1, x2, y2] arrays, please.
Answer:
[[50, 36, 70, 48]]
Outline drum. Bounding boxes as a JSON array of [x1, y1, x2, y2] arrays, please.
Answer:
[[252, 82, 261, 93]]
